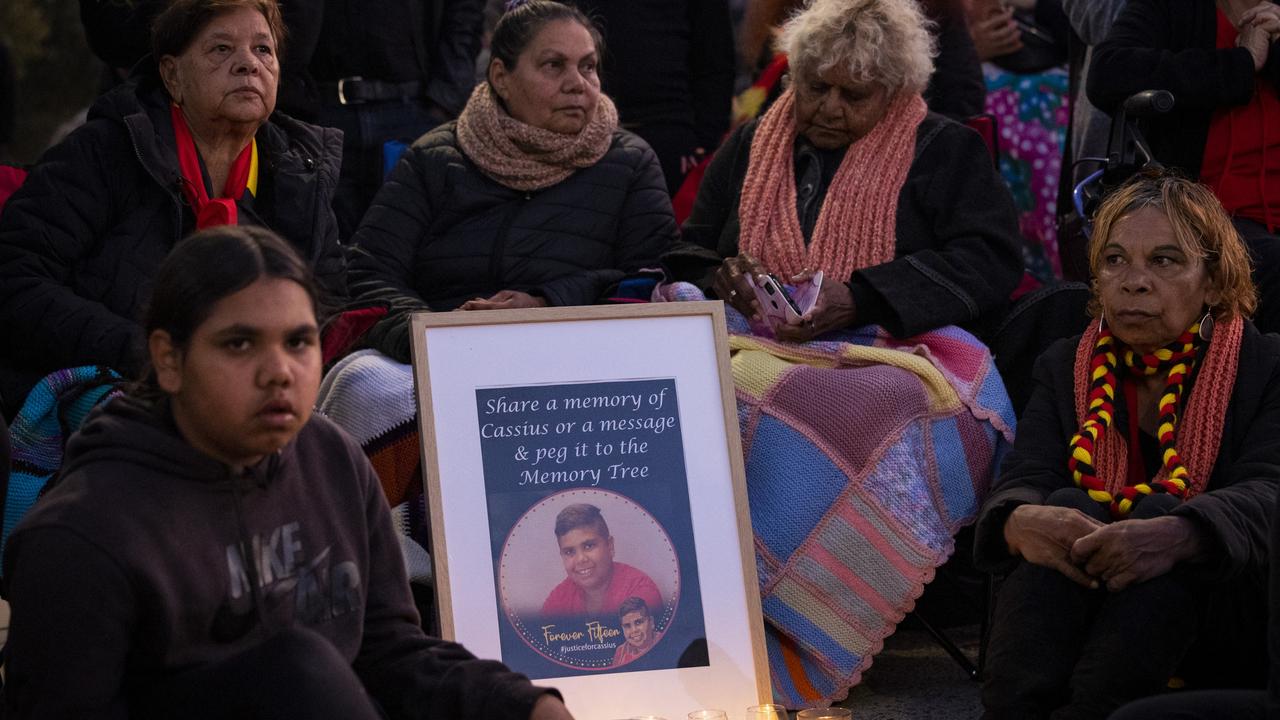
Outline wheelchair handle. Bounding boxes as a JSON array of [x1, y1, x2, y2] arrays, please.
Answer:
[[1105, 89, 1173, 183], [1071, 90, 1175, 237], [1121, 90, 1175, 118]]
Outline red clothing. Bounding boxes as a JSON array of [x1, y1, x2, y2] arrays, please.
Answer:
[[1201, 9, 1280, 231], [1123, 379, 1149, 488], [611, 630, 662, 667], [540, 562, 662, 618], [0, 165, 25, 215]]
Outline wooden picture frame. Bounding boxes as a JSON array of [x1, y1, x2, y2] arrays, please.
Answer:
[[410, 302, 769, 719]]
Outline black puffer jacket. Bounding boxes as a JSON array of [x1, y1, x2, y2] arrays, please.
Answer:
[[974, 322, 1280, 580], [349, 122, 678, 362], [0, 72, 346, 417]]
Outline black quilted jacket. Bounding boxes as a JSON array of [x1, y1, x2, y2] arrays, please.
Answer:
[[974, 321, 1280, 583], [348, 121, 678, 362], [0, 72, 346, 417], [663, 113, 1025, 340]]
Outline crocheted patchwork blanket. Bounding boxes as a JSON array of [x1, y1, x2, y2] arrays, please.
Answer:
[[316, 349, 434, 585], [317, 349, 423, 508], [656, 282, 1015, 707], [4, 366, 122, 572]]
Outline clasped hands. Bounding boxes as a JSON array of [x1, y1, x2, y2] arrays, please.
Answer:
[[1003, 504, 1203, 592], [457, 289, 548, 311], [1232, 0, 1280, 70], [712, 254, 855, 343]]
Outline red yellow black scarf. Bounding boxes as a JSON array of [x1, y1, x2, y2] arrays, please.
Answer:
[[171, 103, 259, 229], [1068, 323, 1200, 517]]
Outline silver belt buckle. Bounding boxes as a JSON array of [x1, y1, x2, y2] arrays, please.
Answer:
[[337, 76, 364, 105]]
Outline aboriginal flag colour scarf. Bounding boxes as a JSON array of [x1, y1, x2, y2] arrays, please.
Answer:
[[1068, 316, 1242, 517], [171, 103, 259, 229]]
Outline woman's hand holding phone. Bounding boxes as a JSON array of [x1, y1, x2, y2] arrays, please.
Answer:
[[714, 257, 852, 341], [774, 270, 856, 343], [713, 253, 770, 322]]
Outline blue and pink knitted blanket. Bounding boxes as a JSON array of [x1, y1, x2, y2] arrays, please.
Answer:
[[657, 283, 1015, 706], [3, 366, 122, 572]]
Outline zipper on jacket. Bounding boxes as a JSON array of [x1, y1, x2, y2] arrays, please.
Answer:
[[488, 193, 531, 288], [171, 178, 187, 241], [125, 115, 187, 242]]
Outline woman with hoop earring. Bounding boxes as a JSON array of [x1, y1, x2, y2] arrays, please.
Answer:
[[975, 169, 1280, 719]]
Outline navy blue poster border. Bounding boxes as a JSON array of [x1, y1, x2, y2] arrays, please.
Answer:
[[475, 378, 708, 679]]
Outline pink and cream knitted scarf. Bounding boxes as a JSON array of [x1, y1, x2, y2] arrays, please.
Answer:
[[1070, 315, 1243, 505], [738, 87, 927, 279], [456, 82, 619, 192]]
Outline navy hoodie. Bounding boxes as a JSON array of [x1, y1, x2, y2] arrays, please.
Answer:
[[2, 395, 551, 718]]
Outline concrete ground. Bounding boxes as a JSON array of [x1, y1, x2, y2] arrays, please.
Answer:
[[834, 624, 984, 719]]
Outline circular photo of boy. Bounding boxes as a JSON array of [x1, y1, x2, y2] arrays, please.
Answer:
[[498, 488, 680, 670]]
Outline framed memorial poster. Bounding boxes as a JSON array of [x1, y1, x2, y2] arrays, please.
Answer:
[[410, 302, 769, 719]]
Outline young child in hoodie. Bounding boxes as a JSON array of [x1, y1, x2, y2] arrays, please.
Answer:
[[1, 225, 575, 720]]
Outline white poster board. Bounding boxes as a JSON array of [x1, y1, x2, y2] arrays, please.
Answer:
[[410, 302, 768, 720]]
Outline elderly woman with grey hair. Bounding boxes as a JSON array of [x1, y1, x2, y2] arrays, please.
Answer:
[[657, 0, 1025, 707], [666, 0, 1023, 342]]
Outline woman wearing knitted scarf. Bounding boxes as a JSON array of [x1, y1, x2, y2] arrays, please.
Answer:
[[320, 2, 675, 631], [346, 0, 675, 363], [975, 170, 1280, 719], [663, 0, 1023, 343], [651, 0, 1024, 704]]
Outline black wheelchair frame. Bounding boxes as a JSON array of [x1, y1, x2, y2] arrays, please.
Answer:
[[1070, 89, 1176, 239]]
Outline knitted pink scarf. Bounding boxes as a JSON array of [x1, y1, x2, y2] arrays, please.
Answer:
[[456, 82, 619, 192], [1070, 315, 1243, 499], [738, 88, 926, 279]]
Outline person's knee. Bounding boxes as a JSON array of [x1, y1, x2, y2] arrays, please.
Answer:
[[255, 627, 356, 692], [1108, 689, 1267, 720], [259, 625, 343, 658], [1000, 557, 1089, 596], [244, 628, 382, 718], [1045, 487, 1109, 521], [1129, 492, 1179, 519], [1109, 694, 1180, 720], [140, 627, 380, 719]]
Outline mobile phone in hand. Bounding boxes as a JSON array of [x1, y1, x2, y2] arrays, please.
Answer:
[[752, 273, 804, 326], [742, 271, 824, 337]]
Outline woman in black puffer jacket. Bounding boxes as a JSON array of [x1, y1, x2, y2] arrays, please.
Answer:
[[347, 0, 677, 363], [0, 0, 346, 419]]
